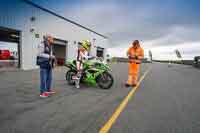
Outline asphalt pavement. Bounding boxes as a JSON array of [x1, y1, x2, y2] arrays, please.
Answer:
[[0, 63, 200, 133]]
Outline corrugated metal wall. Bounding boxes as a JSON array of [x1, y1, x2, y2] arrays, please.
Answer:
[[0, 0, 108, 70]]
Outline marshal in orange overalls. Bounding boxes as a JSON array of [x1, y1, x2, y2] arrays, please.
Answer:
[[126, 40, 144, 86]]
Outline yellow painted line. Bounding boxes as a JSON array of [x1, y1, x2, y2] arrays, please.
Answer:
[[99, 67, 151, 133]]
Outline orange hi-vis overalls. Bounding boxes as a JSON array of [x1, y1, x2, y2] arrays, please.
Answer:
[[126, 46, 144, 85]]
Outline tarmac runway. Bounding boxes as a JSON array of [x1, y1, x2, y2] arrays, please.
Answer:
[[0, 62, 200, 133]]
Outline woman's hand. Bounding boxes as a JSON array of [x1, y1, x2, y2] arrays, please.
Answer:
[[50, 55, 55, 59]]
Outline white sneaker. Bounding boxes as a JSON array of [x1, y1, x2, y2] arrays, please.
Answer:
[[76, 85, 80, 89], [75, 80, 80, 88]]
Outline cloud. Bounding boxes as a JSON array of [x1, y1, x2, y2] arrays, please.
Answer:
[[32, 0, 200, 59], [147, 42, 200, 60]]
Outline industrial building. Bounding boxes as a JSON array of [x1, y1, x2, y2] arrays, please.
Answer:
[[0, 0, 108, 70]]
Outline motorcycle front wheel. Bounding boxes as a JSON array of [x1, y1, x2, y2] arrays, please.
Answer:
[[66, 70, 76, 85], [96, 72, 114, 89]]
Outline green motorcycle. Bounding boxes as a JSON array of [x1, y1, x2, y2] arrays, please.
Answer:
[[65, 59, 114, 89]]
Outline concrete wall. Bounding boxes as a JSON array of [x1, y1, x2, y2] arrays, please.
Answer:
[[0, 0, 108, 70]]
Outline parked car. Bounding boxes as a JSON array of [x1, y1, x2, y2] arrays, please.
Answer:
[[193, 56, 200, 68], [56, 58, 65, 66], [0, 50, 11, 60]]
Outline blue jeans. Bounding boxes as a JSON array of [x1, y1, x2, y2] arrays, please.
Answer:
[[40, 68, 52, 94]]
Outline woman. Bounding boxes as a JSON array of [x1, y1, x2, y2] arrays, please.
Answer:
[[37, 35, 56, 98]]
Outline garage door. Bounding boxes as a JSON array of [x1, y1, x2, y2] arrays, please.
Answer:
[[97, 47, 104, 58], [53, 38, 68, 66], [0, 27, 20, 70]]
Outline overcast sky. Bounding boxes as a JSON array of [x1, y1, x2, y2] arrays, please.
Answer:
[[30, 0, 200, 60]]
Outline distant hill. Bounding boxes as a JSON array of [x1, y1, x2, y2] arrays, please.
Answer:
[[153, 60, 193, 65], [111, 57, 195, 65], [111, 57, 150, 63]]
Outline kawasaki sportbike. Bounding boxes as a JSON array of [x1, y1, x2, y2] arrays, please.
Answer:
[[65, 59, 114, 89]]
